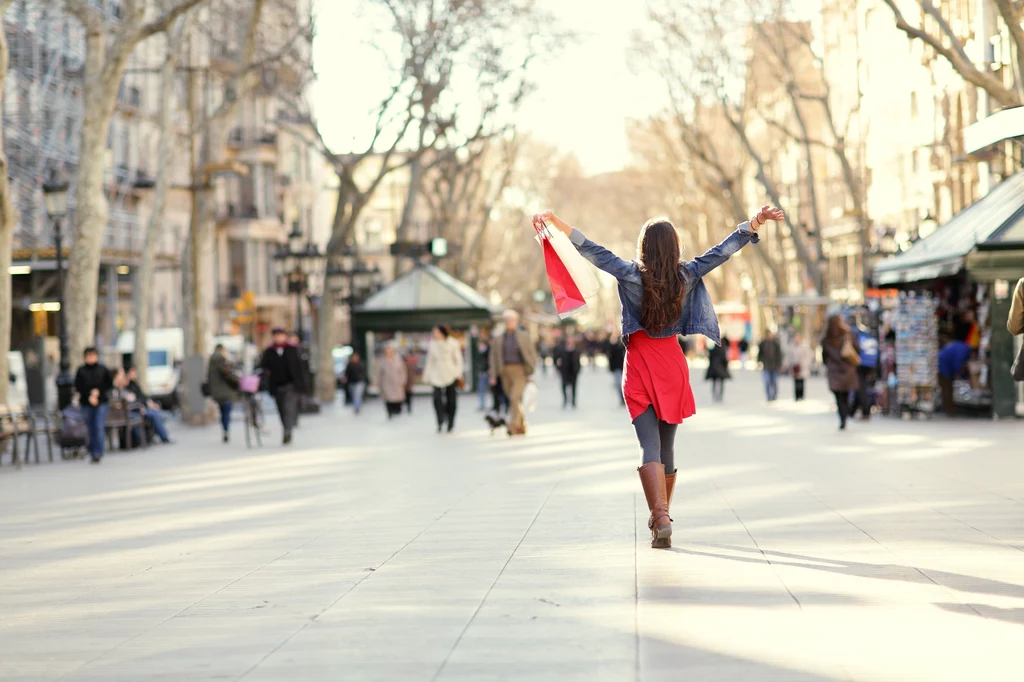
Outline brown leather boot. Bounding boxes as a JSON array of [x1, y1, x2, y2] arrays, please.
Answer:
[[649, 470, 677, 528], [638, 462, 672, 548]]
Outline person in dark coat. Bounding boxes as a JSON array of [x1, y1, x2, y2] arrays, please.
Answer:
[[343, 353, 368, 415], [705, 336, 731, 402], [821, 315, 860, 430], [208, 344, 239, 443], [259, 328, 306, 444], [126, 366, 172, 444], [74, 347, 113, 463], [555, 335, 582, 408], [758, 331, 783, 402]]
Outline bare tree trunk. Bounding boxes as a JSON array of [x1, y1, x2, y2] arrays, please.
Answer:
[[315, 286, 338, 402], [63, 0, 208, 364], [134, 17, 189, 391], [65, 37, 118, 362], [0, 0, 16, 405]]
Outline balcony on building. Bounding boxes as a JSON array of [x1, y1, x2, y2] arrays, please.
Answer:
[[210, 43, 242, 75], [226, 127, 279, 165]]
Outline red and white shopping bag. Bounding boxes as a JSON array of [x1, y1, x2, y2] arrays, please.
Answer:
[[533, 218, 599, 318]]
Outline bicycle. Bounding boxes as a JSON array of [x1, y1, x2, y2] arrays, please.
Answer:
[[238, 375, 264, 448]]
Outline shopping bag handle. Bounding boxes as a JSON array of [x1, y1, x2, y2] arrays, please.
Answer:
[[532, 216, 552, 240]]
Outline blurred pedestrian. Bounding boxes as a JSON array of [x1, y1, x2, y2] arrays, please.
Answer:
[[738, 337, 750, 365], [489, 310, 537, 436], [532, 203, 782, 549], [821, 315, 860, 430], [555, 334, 582, 408], [377, 345, 408, 419], [208, 343, 238, 443], [790, 332, 812, 401], [126, 366, 173, 444], [607, 333, 626, 405], [1009, 277, 1024, 336], [74, 347, 113, 463], [404, 350, 418, 413], [423, 324, 464, 433], [938, 335, 974, 417], [260, 327, 306, 444], [852, 321, 879, 420], [475, 337, 491, 411], [492, 375, 509, 415], [705, 337, 730, 402], [343, 352, 368, 415], [758, 331, 782, 401], [537, 335, 551, 376]]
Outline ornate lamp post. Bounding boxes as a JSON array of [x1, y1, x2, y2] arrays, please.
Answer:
[[326, 248, 384, 356], [273, 225, 324, 343], [42, 179, 72, 410]]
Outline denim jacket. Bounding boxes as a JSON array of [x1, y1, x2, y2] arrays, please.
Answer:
[[569, 223, 759, 343]]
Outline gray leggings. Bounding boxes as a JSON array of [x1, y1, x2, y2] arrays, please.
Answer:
[[632, 406, 677, 473]]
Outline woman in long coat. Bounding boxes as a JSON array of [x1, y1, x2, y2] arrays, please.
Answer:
[[821, 315, 860, 430], [378, 346, 409, 418], [705, 336, 731, 402]]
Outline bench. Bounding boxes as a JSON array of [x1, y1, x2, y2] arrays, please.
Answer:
[[104, 399, 148, 451], [0, 406, 35, 466]]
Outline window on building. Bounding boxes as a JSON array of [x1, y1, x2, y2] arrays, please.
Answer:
[[228, 239, 246, 296], [266, 242, 278, 294]]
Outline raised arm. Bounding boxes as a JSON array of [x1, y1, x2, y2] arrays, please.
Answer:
[[534, 210, 636, 281], [683, 205, 782, 280]]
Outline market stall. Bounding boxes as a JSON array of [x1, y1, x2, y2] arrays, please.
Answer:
[[873, 171, 1024, 418], [352, 263, 502, 393]]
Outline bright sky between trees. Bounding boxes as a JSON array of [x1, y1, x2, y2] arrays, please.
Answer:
[[310, 0, 665, 175]]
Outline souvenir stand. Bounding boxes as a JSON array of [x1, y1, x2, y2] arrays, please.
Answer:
[[893, 292, 938, 416]]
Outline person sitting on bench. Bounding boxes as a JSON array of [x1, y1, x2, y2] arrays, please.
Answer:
[[126, 366, 173, 444]]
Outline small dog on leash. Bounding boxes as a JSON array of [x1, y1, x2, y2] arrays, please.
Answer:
[[484, 414, 507, 435]]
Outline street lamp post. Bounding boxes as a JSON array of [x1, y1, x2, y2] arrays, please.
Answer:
[[42, 179, 72, 410], [273, 225, 324, 344], [326, 248, 383, 358]]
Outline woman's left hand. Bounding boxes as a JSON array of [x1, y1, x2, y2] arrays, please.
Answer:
[[751, 205, 785, 230], [533, 211, 573, 237]]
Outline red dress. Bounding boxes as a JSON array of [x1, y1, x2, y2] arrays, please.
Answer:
[[622, 331, 696, 424]]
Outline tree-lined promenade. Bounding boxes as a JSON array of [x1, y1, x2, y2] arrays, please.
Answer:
[[1, 370, 1021, 681]]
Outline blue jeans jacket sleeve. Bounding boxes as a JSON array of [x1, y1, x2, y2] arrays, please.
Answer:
[[568, 228, 636, 280], [682, 222, 760, 281]]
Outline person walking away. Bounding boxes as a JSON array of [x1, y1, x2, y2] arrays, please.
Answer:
[[125, 366, 173, 444], [555, 335, 582, 408], [343, 353, 368, 415], [758, 331, 783, 401], [705, 337, 730, 402], [852, 322, 879, 420], [1008, 277, 1024, 336], [535, 203, 782, 549], [74, 347, 113, 463], [489, 310, 537, 436], [537, 336, 551, 376], [937, 335, 974, 417], [475, 338, 491, 411], [260, 327, 306, 444], [738, 337, 750, 365], [378, 345, 408, 418], [790, 332, 813, 401], [403, 350, 418, 413], [288, 332, 312, 415], [607, 333, 626, 405], [422, 324, 464, 432], [208, 344, 239, 443], [821, 315, 860, 429]]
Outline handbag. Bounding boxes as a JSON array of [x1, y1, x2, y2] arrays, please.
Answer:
[[840, 338, 861, 366], [521, 380, 539, 413]]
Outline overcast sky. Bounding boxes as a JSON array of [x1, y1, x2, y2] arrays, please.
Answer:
[[310, 0, 666, 175]]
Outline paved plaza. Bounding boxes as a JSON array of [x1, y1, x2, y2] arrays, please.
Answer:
[[1, 368, 1022, 681]]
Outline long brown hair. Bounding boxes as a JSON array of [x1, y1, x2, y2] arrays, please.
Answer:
[[636, 217, 687, 334], [824, 314, 849, 346]]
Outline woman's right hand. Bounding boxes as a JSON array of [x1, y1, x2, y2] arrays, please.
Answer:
[[533, 211, 572, 237]]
